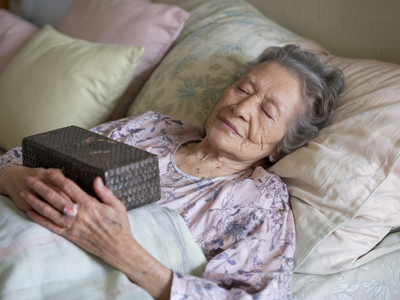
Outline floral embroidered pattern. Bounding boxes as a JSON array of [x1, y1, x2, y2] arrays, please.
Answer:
[[98, 112, 295, 299], [293, 254, 400, 300], [0, 148, 22, 171]]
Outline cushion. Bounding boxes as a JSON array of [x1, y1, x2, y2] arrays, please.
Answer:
[[299, 162, 400, 274], [0, 197, 207, 299], [127, 0, 400, 274], [126, 0, 326, 124], [0, 9, 38, 76], [0, 25, 144, 151], [58, 0, 190, 121], [270, 57, 400, 274], [13, 0, 75, 28]]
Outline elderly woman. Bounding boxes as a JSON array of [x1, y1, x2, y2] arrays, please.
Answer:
[[0, 44, 343, 299]]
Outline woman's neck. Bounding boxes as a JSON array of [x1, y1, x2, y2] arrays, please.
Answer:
[[174, 139, 256, 178]]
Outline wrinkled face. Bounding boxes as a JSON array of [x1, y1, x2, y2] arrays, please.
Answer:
[[206, 61, 303, 166]]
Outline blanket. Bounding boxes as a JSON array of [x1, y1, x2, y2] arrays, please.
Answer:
[[0, 196, 207, 300]]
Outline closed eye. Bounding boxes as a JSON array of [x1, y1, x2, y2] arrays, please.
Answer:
[[238, 87, 250, 94], [262, 107, 273, 120]]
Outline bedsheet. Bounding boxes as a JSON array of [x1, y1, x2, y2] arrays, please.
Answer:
[[0, 196, 207, 300], [293, 230, 400, 300]]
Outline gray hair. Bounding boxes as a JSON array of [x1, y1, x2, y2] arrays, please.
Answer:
[[230, 44, 344, 160]]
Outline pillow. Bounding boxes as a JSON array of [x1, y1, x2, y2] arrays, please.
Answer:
[[126, 0, 326, 124], [270, 57, 400, 274], [297, 161, 400, 274], [0, 197, 207, 299], [0, 9, 38, 76], [0, 25, 144, 151], [127, 0, 400, 274], [17, 0, 75, 28], [58, 0, 190, 121]]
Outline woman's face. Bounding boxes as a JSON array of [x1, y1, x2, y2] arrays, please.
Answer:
[[205, 61, 303, 166]]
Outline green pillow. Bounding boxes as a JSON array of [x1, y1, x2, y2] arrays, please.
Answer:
[[0, 25, 144, 150]]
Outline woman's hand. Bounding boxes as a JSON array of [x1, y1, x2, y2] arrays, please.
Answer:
[[0, 166, 71, 212], [22, 170, 134, 260], [21, 169, 172, 300]]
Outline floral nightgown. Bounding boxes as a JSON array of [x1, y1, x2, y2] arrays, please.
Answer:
[[0, 111, 295, 300]]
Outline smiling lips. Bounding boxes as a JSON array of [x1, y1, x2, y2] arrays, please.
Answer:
[[220, 117, 241, 137]]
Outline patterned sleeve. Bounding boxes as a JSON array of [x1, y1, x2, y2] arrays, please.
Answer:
[[0, 148, 23, 172], [90, 111, 175, 148], [170, 169, 295, 300], [90, 117, 135, 138]]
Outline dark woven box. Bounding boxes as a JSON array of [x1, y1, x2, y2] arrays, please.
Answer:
[[22, 126, 161, 211]]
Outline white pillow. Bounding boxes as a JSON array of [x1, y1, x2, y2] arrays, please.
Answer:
[[270, 57, 400, 273]]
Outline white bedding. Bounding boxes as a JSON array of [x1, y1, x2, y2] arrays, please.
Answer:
[[293, 237, 400, 300], [0, 196, 207, 300]]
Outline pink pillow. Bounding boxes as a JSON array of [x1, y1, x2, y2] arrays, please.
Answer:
[[0, 9, 38, 76], [58, 0, 190, 120]]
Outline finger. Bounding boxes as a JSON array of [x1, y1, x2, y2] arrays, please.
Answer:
[[26, 210, 97, 256], [52, 186, 72, 203], [44, 169, 90, 205], [14, 199, 33, 213], [26, 176, 72, 212], [63, 203, 79, 218], [47, 168, 63, 174], [21, 190, 74, 228], [93, 177, 125, 210], [26, 210, 66, 235]]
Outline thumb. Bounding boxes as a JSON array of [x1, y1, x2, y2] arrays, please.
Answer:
[[93, 177, 122, 209]]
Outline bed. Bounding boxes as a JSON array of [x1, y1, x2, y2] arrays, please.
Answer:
[[0, 0, 399, 299]]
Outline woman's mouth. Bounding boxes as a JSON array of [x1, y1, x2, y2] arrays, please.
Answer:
[[220, 118, 241, 137]]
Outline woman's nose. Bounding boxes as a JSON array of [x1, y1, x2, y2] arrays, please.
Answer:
[[231, 97, 255, 122]]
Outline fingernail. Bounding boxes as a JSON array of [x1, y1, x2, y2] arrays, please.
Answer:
[[97, 177, 105, 188]]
